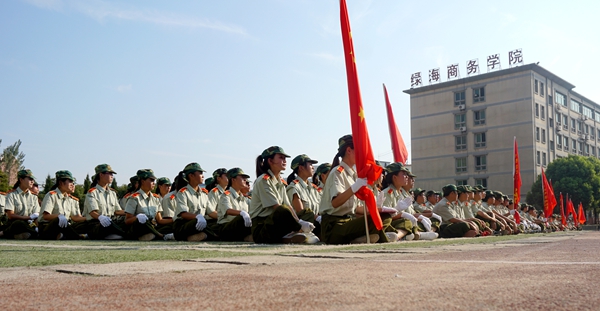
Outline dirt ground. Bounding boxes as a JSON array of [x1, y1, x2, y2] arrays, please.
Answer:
[[1, 232, 599, 310]]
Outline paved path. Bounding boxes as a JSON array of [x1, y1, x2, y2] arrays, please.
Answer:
[[1, 232, 598, 310]]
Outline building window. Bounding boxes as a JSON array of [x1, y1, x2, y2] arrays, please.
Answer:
[[475, 155, 487, 171], [578, 141, 583, 154], [563, 136, 569, 151], [556, 91, 566, 107], [473, 87, 485, 103], [454, 113, 466, 129], [572, 140, 577, 153], [556, 135, 562, 149], [542, 152, 547, 166], [598, 129, 600, 139], [571, 118, 576, 132], [455, 157, 467, 173], [549, 118, 553, 128], [577, 121, 583, 133], [583, 105, 593, 119], [595, 112, 600, 123], [474, 178, 487, 188], [585, 144, 590, 156], [455, 135, 467, 151], [541, 106, 545, 120], [474, 132, 486, 148], [536, 151, 541, 165], [534, 79, 538, 94], [473, 110, 486, 125], [456, 179, 468, 186], [563, 114, 568, 129], [541, 82, 545, 96], [585, 124, 589, 134], [454, 91, 466, 107], [571, 99, 582, 113], [592, 147, 596, 157], [536, 127, 540, 141], [550, 140, 554, 151], [542, 129, 546, 143], [535, 103, 539, 118]]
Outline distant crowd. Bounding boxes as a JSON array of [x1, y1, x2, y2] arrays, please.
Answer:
[[0, 134, 576, 244]]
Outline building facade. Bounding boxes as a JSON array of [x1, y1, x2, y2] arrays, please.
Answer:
[[404, 63, 599, 202]]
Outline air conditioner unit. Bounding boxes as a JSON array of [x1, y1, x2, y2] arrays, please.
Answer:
[[555, 105, 562, 111], [578, 137, 585, 141], [459, 126, 467, 132], [458, 104, 466, 111], [585, 134, 590, 140], [556, 127, 561, 132]]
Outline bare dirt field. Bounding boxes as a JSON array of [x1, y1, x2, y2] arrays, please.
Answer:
[[1, 231, 598, 310]]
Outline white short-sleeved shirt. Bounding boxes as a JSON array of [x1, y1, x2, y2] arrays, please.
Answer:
[[318, 161, 358, 217], [39, 189, 80, 222], [83, 185, 121, 220], [217, 189, 249, 224], [286, 177, 321, 214], [161, 191, 177, 218], [4, 187, 40, 217], [174, 185, 209, 220]]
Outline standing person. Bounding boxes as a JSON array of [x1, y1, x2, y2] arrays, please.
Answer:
[[206, 168, 227, 232], [0, 170, 40, 239], [318, 135, 394, 244], [83, 164, 127, 240], [173, 163, 216, 241], [38, 171, 87, 240], [124, 169, 165, 241], [432, 184, 478, 238], [250, 146, 316, 244], [217, 168, 253, 242]]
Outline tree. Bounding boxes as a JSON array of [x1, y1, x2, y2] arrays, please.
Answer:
[[0, 170, 8, 192], [0, 139, 26, 185], [42, 174, 55, 195], [526, 155, 600, 214], [83, 174, 91, 194], [73, 184, 86, 213], [111, 178, 118, 190]]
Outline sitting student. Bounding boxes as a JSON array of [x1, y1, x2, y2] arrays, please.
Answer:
[[124, 169, 165, 241], [217, 168, 253, 242], [432, 184, 478, 238], [0, 170, 40, 240]]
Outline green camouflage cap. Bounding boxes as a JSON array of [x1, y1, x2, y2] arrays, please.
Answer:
[[425, 190, 436, 197], [94, 164, 117, 175], [435, 191, 442, 196], [385, 162, 409, 174], [407, 170, 417, 178], [465, 185, 474, 192], [157, 177, 171, 185], [17, 169, 36, 181], [291, 154, 318, 170], [473, 185, 486, 192], [55, 170, 74, 181], [261, 146, 290, 158], [136, 169, 156, 180], [227, 167, 250, 179], [212, 168, 228, 179], [412, 187, 425, 196], [204, 177, 214, 187], [493, 191, 504, 199], [484, 190, 495, 200], [443, 184, 458, 193], [456, 185, 468, 194], [183, 162, 206, 175], [337, 134, 354, 152], [130, 175, 139, 184], [315, 163, 332, 175]]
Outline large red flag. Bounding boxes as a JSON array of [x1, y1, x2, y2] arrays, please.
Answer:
[[560, 193, 567, 226], [567, 198, 577, 225], [541, 169, 556, 218], [383, 84, 409, 164], [578, 203, 586, 225], [513, 137, 521, 224], [340, 0, 382, 230]]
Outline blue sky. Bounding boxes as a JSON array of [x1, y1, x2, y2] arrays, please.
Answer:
[[1, 0, 599, 185]]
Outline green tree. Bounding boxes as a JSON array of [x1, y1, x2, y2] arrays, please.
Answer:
[[526, 155, 600, 214], [73, 184, 86, 213], [0, 170, 8, 192], [0, 139, 26, 185], [83, 174, 91, 194], [42, 174, 55, 195], [111, 178, 118, 190]]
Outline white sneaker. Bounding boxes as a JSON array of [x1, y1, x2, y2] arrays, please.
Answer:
[[419, 232, 438, 240], [163, 233, 175, 241], [404, 233, 415, 241], [385, 232, 399, 242], [282, 232, 307, 244], [105, 234, 123, 240], [305, 232, 320, 244]]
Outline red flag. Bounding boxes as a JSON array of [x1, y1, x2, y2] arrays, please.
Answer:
[[567, 198, 577, 225], [340, 0, 382, 230], [578, 203, 586, 225], [513, 137, 521, 225], [560, 193, 567, 226], [541, 169, 557, 218], [383, 84, 409, 164]]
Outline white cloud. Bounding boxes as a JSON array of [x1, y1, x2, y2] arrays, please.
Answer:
[[116, 84, 131, 93], [22, 0, 247, 35]]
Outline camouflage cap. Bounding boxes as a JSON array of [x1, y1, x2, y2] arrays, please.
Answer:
[[443, 184, 458, 193], [291, 154, 318, 170], [204, 177, 214, 187], [55, 170, 74, 181], [227, 167, 250, 179], [212, 168, 228, 179], [435, 191, 442, 196], [385, 162, 409, 174], [465, 185, 474, 192], [129, 175, 139, 184], [493, 191, 504, 199], [425, 190, 436, 197], [183, 162, 206, 175], [315, 163, 332, 175], [337, 134, 354, 152], [473, 185, 487, 192], [94, 164, 117, 175], [17, 169, 36, 181], [136, 169, 156, 180], [456, 185, 468, 194], [407, 170, 417, 178], [157, 177, 171, 185], [412, 187, 425, 196], [261, 146, 290, 158]]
